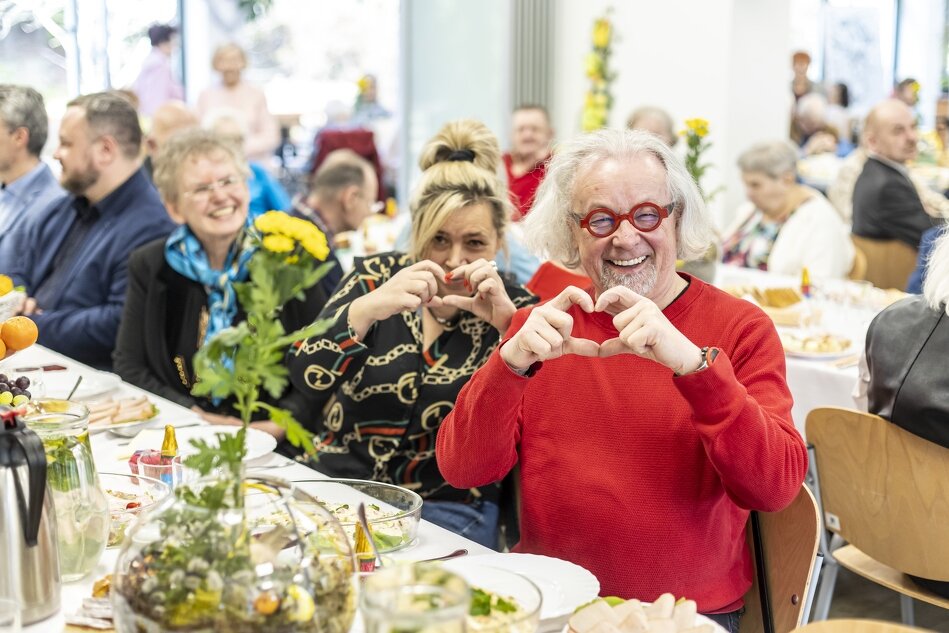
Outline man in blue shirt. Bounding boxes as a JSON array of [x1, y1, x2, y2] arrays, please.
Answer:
[[0, 85, 64, 257], [6, 91, 175, 368]]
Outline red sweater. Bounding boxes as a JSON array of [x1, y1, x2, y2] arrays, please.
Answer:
[[503, 153, 549, 217], [436, 276, 807, 613]]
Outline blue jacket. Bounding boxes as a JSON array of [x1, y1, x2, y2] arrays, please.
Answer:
[[0, 162, 65, 264], [248, 162, 291, 216], [6, 168, 175, 368], [906, 224, 947, 293]]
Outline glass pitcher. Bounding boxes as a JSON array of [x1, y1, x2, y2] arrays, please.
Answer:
[[22, 399, 108, 582], [360, 563, 471, 633]]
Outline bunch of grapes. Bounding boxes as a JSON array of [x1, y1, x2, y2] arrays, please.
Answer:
[[0, 373, 31, 406]]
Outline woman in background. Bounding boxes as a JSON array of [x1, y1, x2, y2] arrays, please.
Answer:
[[196, 43, 280, 164], [723, 140, 853, 278]]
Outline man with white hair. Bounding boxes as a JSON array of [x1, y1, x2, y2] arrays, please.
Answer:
[[437, 129, 806, 633]]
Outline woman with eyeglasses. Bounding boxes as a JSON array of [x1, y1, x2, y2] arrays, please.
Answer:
[[114, 129, 341, 439], [286, 120, 537, 548], [722, 140, 854, 278]]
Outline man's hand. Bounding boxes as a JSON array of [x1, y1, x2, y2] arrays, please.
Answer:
[[18, 296, 42, 316], [441, 259, 517, 333], [595, 287, 704, 375], [348, 260, 445, 339], [501, 286, 600, 371]]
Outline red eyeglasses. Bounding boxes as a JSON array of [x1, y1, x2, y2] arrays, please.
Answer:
[[578, 202, 674, 238]]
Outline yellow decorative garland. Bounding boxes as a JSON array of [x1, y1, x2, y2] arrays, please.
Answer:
[[581, 10, 616, 132]]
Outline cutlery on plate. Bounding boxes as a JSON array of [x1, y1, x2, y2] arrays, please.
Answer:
[[66, 375, 84, 400], [417, 548, 468, 563], [357, 502, 384, 569]]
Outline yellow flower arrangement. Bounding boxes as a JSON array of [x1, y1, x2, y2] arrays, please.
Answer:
[[581, 10, 616, 132], [680, 118, 720, 202], [255, 210, 330, 260], [191, 210, 337, 460]]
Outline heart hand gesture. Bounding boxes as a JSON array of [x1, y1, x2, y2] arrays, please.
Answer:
[[501, 286, 601, 371], [440, 259, 517, 333]]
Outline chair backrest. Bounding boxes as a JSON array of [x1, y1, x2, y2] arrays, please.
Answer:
[[806, 407, 949, 582], [741, 485, 821, 633], [848, 244, 868, 281], [310, 128, 385, 200], [850, 235, 917, 290]]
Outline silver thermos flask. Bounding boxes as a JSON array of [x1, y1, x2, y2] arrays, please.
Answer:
[[0, 405, 61, 624]]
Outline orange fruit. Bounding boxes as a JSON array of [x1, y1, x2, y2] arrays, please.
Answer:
[[0, 338, 6, 359], [1, 316, 38, 351]]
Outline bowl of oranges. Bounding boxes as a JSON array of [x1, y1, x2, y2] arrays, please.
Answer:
[[0, 315, 39, 362]]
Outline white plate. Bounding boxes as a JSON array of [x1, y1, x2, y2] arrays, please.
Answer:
[[445, 553, 599, 624], [104, 407, 164, 438], [40, 370, 122, 401], [127, 426, 277, 462], [559, 610, 728, 633]]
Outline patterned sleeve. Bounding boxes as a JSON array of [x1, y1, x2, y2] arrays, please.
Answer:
[[286, 252, 405, 410]]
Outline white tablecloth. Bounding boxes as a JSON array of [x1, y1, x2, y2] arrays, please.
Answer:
[[11, 346, 491, 632], [714, 265, 876, 439]]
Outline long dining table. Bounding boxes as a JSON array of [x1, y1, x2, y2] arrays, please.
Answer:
[[712, 265, 883, 439], [13, 345, 492, 633]]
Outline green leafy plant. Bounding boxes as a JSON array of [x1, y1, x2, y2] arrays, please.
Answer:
[[681, 118, 724, 203], [186, 211, 336, 487]]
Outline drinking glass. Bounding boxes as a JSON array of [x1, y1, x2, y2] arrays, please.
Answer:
[[360, 563, 470, 633], [0, 599, 20, 632]]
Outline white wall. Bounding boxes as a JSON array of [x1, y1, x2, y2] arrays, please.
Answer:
[[399, 0, 512, 202], [551, 0, 791, 229], [896, 0, 947, 129]]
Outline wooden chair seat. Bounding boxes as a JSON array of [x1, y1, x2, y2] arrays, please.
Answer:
[[833, 545, 949, 610], [794, 618, 932, 632]]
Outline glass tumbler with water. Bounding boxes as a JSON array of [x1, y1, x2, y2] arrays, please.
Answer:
[[360, 563, 471, 633], [22, 399, 109, 582]]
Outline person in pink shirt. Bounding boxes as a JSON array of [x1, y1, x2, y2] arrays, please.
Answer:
[[196, 43, 280, 164], [132, 24, 184, 117]]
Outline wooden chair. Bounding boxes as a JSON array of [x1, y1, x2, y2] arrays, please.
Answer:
[[793, 618, 932, 633], [850, 235, 917, 290], [741, 485, 822, 633], [806, 408, 949, 626], [848, 244, 868, 281]]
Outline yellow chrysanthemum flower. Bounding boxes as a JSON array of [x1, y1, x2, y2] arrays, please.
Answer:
[[262, 234, 295, 253], [593, 19, 611, 49], [302, 236, 330, 261], [254, 210, 285, 234]]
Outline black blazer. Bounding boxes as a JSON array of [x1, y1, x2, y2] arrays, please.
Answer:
[[113, 237, 342, 419], [852, 156, 935, 249]]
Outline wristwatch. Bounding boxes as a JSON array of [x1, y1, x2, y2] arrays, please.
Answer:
[[677, 346, 718, 376]]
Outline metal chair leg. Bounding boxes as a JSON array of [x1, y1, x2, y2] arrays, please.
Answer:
[[900, 595, 915, 626], [812, 559, 839, 621]]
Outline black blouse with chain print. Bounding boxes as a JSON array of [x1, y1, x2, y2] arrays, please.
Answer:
[[288, 251, 537, 504]]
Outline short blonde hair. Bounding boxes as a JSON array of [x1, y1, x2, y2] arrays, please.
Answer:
[[211, 43, 247, 71], [409, 119, 510, 261], [523, 128, 714, 266], [153, 129, 249, 205], [923, 226, 949, 314]]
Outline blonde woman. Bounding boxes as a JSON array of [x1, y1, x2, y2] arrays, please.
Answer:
[[196, 43, 279, 163], [288, 120, 536, 548]]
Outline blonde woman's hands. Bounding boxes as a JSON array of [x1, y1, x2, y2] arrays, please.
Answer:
[[347, 260, 446, 339], [440, 259, 517, 333]]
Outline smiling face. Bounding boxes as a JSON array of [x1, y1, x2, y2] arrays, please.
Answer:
[[423, 202, 501, 297], [165, 151, 249, 253], [572, 154, 682, 307], [54, 106, 101, 195]]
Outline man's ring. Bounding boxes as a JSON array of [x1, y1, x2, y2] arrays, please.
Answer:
[[490, 261, 498, 270]]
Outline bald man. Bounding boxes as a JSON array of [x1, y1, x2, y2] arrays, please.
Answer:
[[143, 100, 198, 180], [852, 99, 936, 249]]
